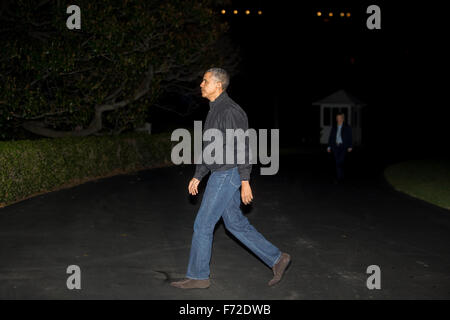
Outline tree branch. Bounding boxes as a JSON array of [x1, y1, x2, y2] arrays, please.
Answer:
[[21, 65, 155, 138]]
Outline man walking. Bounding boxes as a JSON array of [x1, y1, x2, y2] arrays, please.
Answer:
[[327, 112, 353, 182], [170, 68, 291, 289]]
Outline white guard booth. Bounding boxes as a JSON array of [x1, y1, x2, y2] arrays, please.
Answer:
[[313, 89, 365, 146]]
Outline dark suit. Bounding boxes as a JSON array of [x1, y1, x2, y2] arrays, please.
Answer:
[[328, 124, 353, 180]]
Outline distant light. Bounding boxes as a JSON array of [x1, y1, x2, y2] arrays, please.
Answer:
[[245, 10, 250, 15], [340, 12, 345, 17], [328, 12, 333, 17], [317, 12, 322, 17], [258, 10, 262, 15], [221, 9, 226, 14], [346, 12, 351, 17], [233, 9, 238, 15]]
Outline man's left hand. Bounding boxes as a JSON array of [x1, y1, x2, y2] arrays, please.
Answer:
[[347, 148, 352, 152], [241, 181, 253, 205]]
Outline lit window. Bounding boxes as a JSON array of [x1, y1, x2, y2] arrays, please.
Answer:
[[221, 9, 226, 14], [245, 10, 250, 15], [317, 12, 322, 16], [258, 10, 262, 15], [340, 12, 345, 17], [346, 12, 351, 17], [329, 12, 333, 17], [233, 10, 238, 15]]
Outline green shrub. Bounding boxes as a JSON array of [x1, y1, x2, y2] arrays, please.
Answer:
[[0, 132, 175, 206]]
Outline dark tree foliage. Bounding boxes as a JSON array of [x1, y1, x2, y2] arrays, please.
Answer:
[[0, 0, 237, 139]]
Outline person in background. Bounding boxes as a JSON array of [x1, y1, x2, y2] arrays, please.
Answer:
[[327, 112, 353, 183]]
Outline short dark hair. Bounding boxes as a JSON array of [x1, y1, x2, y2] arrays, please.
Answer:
[[336, 112, 345, 117]]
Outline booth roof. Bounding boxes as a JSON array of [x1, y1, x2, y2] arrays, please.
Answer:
[[313, 89, 365, 105]]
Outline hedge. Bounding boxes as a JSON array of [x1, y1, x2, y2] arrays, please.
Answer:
[[0, 132, 176, 207]]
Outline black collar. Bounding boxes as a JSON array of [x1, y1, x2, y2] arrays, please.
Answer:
[[209, 91, 228, 110]]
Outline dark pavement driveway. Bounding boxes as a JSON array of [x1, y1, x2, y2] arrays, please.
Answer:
[[1, 151, 449, 299]]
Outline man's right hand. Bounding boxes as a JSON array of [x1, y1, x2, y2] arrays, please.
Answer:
[[327, 148, 331, 153], [188, 178, 200, 195]]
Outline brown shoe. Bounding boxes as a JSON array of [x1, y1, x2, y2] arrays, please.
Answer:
[[170, 278, 211, 289], [268, 252, 291, 286]]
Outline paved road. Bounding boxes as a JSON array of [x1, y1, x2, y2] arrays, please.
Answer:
[[0, 150, 449, 299]]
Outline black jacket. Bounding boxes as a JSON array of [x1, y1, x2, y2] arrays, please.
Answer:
[[328, 123, 353, 150], [194, 91, 252, 181]]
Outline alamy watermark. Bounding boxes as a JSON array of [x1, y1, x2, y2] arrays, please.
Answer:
[[366, 265, 381, 290], [66, 265, 81, 290], [171, 121, 279, 176]]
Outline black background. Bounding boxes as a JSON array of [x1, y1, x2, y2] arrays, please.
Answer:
[[174, 0, 448, 160]]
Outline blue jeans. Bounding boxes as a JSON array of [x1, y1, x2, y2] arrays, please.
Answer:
[[186, 166, 281, 280]]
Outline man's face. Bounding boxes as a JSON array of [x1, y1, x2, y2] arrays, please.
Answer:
[[336, 115, 344, 125], [200, 72, 221, 100]]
